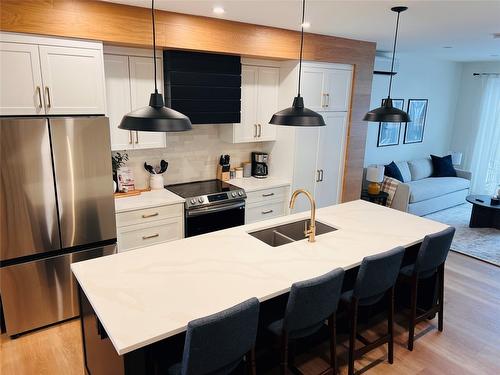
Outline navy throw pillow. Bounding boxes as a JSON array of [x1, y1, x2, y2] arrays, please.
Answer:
[[431, 154, 457, 177], [384, 161, 404, 182]]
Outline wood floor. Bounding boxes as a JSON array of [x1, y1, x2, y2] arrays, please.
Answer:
[[1, 252, 499, 375]]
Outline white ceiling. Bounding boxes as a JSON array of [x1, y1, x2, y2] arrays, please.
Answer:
[[103, 0, 500, 62]]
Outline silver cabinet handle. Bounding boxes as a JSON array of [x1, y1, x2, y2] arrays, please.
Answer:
[[128, 131, 133, 144], [254, 124, 258, 138], [325, 93, 330, 107], [261, 209, 273, 214], [142, 233, 159, 240], [316, 170, 321, 182], [45, 87, 51, 108], [322, 93, 328, 108], [258, 124, 262, 137], [135, 131, 139, 144], [142, 212, 159, 218], [36, 86, 43, 108], [320, 169, 324, 181], [262, 192, 274, 197]]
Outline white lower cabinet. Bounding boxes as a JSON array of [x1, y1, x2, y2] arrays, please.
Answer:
[[245, 186, 289, 224], [116, 203, 184, 252]]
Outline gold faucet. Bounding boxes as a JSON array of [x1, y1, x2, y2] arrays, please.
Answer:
[[289, 189, 316, 243]]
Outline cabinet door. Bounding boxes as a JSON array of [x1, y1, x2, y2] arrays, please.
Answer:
[[104, 54, 133, 151], [315, 112, 348, 208], [234, 65, 259, 143], [0, 42, 44, 115], [129, 56, 166, 149], [38, 46, 106, 115], [291, 127, 320, 213], [257, 67, 279, 141], [324, 69, 352, 112], [300, 67, 327, 111]]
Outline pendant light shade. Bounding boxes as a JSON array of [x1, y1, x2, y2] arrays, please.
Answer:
[[119, 0, 192, 132], [270, 96, 326, 126], [269, 0, 325, 127], [363, 6, 410, 123]]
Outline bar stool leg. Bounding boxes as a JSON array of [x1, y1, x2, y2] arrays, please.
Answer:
[[348, 299, 358, 375], [438, 264, 445, 332], [408, 275, 418, 351], [280, 332, 289, 375], [329, 313, 337, 374], [388, 287, 394, 364], [247, 348, 256, 375]]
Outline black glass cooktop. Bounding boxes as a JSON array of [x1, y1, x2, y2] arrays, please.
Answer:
[[166, 179, 240, 198]]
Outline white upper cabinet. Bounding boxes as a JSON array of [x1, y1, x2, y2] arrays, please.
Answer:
[[128, 56, 166, 149], [0, 33, 106, 116], [104, 48, 166, 151], [301, 64, 352, 112], [104, 54, 132, 150], [0, 42, 43, 115], [38, 46, 105, 115], [219, 61, 279, 143]]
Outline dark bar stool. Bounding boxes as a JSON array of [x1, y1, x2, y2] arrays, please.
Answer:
[[267, 268, 345, 375], [168, 297, 260, 375], [398, 227, 455, 351], [341, 247, 405, 375]]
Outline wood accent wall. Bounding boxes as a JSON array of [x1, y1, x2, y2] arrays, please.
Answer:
[[0, 0, 376, 202]]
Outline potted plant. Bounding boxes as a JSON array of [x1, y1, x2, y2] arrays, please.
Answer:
[[111, 152, 128, 192]]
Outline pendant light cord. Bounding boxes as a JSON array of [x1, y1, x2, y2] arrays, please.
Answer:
[[152, 0, 158, 94], [387, 9, 401, 98], [297, 0, 306, 97]]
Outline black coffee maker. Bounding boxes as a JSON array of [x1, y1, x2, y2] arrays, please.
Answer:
[[251, 152, 269, 178]]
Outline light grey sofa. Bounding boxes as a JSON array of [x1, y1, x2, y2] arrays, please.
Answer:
[[365, 158, 472, 216]]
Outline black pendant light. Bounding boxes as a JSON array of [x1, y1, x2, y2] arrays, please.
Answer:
[[363, 6, 411, 123], [119, 0, 192, 132], [269, 0, 325, 127]]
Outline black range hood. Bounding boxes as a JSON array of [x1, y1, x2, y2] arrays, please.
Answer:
[[164, 51, 241, 124]]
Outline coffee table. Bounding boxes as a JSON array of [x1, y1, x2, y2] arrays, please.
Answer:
[[466, 195, 500, 229]]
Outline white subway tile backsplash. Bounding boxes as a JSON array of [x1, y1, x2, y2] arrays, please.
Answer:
[[115, 125, 266, 189]]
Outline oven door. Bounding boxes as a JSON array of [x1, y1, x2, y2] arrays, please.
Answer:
[[185, 200, 245, 237]]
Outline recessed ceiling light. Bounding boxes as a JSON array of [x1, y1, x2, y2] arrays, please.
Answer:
[[213, 6, 225, 15], [442, 46, 453, 49], [301, 22, 311, 28]]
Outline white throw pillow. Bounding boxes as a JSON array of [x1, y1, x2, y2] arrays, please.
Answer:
[[408, 158, 433, 181], [395, 161, 411, 183]]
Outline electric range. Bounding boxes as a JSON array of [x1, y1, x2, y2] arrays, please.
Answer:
[[166, 179, 247, 237]]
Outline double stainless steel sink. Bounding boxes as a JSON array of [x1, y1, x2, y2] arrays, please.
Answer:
[[249, 219, 337, 247]]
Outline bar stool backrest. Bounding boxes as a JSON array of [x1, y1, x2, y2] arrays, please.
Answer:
[[353, 247, 405, 305], [414, 227, 455, 276], [284, 268, 345, 337], [181, 297, 260, 375]]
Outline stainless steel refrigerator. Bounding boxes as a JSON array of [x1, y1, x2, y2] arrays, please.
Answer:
[[0, 116, 116, 337]]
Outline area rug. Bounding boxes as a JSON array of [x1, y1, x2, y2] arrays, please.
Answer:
[[424, 203, 499, 266]]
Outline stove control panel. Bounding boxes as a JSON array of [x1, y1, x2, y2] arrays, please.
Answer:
[[185, 189, 247, 209]]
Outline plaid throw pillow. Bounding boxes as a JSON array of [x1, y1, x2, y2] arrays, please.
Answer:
[[381, 176, 400, 207]]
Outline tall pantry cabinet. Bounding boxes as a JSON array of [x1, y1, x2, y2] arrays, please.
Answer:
[[270, 62, 353, 213]]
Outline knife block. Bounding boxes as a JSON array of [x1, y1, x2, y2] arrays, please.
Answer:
[[217, 165, 230, 181]]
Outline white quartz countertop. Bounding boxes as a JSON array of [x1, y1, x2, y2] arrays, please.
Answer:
[[229, 177, 291, 192], [114, 189, 185, 213], [72, 200, 448, 355]]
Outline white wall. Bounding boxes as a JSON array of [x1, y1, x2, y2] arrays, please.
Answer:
[[450, 61, 500, 171], [364, 53, 462, 166]]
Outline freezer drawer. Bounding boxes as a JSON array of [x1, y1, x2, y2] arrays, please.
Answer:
[[0, 244, 115, 336]]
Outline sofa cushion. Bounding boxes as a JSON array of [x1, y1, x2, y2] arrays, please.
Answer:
[[408, 158, 433, 181], [384, 161, 404, 182], [395, 161, 412, 182], [431, 154, 457, 177], [407, 177, 470, 203]]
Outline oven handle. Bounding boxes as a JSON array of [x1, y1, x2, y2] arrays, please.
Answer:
[[186, 200, 245, 217]]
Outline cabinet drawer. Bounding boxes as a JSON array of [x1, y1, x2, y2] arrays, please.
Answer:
[[116, 204, 183, 228], [246, 201, 285, 224], [246, 186, 286, 205], [117, 217, 183, 252]]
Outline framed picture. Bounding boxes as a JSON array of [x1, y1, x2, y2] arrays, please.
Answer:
[[404, 99, 428, 144], [377, 99, 404, 147]]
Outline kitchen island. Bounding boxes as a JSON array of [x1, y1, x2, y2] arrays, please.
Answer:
[[72, 200, 448, 374]]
